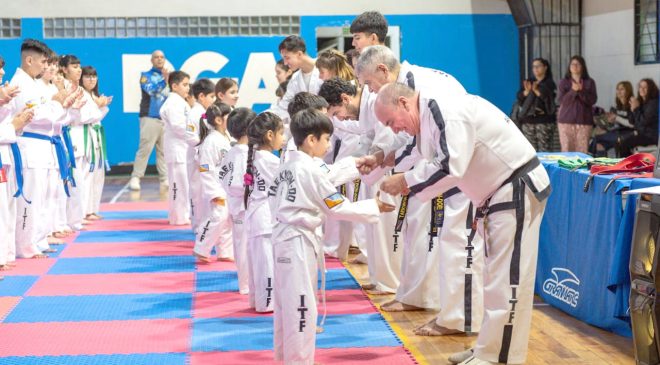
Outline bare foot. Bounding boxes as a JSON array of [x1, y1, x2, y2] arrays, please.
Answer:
[[0, 265, 11, 271], [348, 258, 366, 265], [88, 213, 103, 220], [366, 288, 394, 295], [31, 254, 49, 259], [413, 318, 464, 336], [81, 219, 91, 225], [53, 231, 69, 239], [361, 283, 376, 290], [316, 326, 324, 334], [43, 248, 57, 253], [47, 236, 65, 245], [217, 257, 235, 262], [381, 300, 424, 312], [7, 262, 17, 267], [194, 252, 212, 263]]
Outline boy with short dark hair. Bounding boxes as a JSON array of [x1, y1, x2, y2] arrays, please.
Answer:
[[160, 70, 191, 225], [270, 36, 323, 120], [350, 11, 388, 53], [186, 78, 217, 234], [269, 108, 392, 365]]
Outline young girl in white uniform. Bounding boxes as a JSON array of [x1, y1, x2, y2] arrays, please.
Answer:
[[193, 102, 234, 262], [244, 112, 285, 312], [220, 107, 257, 295]]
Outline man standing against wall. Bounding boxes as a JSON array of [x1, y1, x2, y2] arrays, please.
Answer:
[[129, 50, 169, 191]]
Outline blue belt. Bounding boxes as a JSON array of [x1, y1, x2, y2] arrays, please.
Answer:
[[10, 143, 30, 203], [62, 126, 76, 169], [21, 132, 72, 197]]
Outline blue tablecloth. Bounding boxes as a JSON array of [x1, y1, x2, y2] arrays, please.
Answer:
[[534, 152, 660, 338]]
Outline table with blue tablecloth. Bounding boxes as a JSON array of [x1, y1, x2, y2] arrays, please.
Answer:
[[535, 152, 660, 338]]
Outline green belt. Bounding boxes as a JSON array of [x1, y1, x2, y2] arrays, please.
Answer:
[[93, 124, 108, 171], [83, 124, 96, 171]]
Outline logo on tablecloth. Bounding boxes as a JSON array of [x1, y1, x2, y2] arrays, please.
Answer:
[[542, 267, 580, 307]]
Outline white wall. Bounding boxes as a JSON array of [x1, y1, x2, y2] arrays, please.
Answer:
[[583, 0, 660, 108], [2, 0, 510, 17]]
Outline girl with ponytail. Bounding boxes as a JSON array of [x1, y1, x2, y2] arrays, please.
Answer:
[[243, 111, 285, 312], [192, 102, 234, 263]]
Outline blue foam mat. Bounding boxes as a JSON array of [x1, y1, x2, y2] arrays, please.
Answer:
[[100, 210, 169, 220], [196, 271, 239, 293], [48, 256, 196, 274], [4, 293, 192, 323], [0, 276, 39, 296], [323, 269, 360, 290], [75, 230, 194, 243], [0, 353, 187, 365], [192, 313, 401, 352]]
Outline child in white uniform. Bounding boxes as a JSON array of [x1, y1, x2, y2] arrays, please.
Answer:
[[193, 102, 234, 262], [160, 71, 191, 225], [186, 79, 216, 234], [244, 112, 286, 312], [270, 108, 391, 364], [220, 107, 257, 295]]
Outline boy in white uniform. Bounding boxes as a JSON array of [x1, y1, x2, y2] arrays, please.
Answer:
[[160, 71, 191, 225], [220, 107, 257, 295], [186, 78, 216, 234], [269, 108, 391, 365], [373, 84, 551, 365], [269, 36, 323, 120]]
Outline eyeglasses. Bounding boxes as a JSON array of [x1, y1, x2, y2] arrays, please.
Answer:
[[82, 75, 98, 79]]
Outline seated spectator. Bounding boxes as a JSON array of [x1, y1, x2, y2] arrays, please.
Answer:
[[589, 81, 634, 156], [618, 78, 659, 156], [516, 57, 557, 152]]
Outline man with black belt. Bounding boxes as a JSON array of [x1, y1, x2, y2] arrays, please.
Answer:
[[366, 83, 550, 365], [129, 50, 169, 191]]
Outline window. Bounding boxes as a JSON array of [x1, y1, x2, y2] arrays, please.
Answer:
[[44, 16, 300, 39], [635, 0, 659, 64], [0, 18, 21, 38]]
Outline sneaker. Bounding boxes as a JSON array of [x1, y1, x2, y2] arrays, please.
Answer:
[[457, 355, 495, 365], [449, 349, 474, 364], [129, 177, 141, 191]]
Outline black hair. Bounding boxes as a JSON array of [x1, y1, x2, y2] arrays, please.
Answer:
[[318, 77, 357, 107], [564, 55, 590, 80], [290, 108, 334, 148], [198, 102, 232, 146], [215, 77, 238, 96], [350, 11, 388, 43], [276, 59, 290, 72], [278, 35, 306, 54], [244, 112, 283, 207], [276, 80, 289, 98], [0, 54, 4, 69], [639, 78, 659, 103], [192, 78, 215, 99], [227, 107, 256, 140], [345, 48, 359, 67], [532, 57, 553, 81], [59, 54, 80, 68], [80, 65, 99, 97], [288, 92, 329, 116], [21, 39, 50, 56], [168, 70, 189, 90]]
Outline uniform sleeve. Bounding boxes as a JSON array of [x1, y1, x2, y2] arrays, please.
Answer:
[[73, 94, 103, 126], [198, 141, 225, 202], [0, 116, 17, 144], [405, 116, 475, 202], [184, 112, 201, 147], [323, 156, 360, 186], [269, 72, 301, 119], [164, 103, 188, 140], [309, 168, 380, 224], [226, 151, 247, 198]]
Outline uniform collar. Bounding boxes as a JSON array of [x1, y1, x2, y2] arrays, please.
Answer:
[[287, 149, 314, 163]]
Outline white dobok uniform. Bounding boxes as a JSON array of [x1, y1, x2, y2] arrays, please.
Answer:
[[269, 150, 380, 365], [185, 102, 204, 233]]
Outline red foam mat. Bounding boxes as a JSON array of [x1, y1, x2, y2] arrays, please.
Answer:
[[84, 219, 187, 232], [194, 289, 376, 319], [2, 259, 57, 276], [27, 273, 195, 296], [0, 319, 191, 356], [190, 347, 416, 365], [100, 201, 168, 211], [324, 257, 346, 269], [195, 260, 240, 272], [61, 241, 193, 258]]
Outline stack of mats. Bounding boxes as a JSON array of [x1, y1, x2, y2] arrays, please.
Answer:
[[0, 201, 417, 364]]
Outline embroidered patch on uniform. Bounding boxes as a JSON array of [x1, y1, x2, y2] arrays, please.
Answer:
[[0, 167, 7, 184], [277, 257, 291, 264], [186, 124, 196, 132], [320, 163, 330, 173], [140, 76, 147, 84], [324, 192, 345, 209], [199, 164, 209, 172]]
